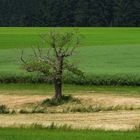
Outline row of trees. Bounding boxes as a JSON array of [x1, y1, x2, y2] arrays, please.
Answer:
[[0, 0, 140, 27]]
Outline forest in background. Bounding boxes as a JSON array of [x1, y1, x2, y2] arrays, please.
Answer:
[[0, 0, 140, 27]]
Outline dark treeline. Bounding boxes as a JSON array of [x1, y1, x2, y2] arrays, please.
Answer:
[[0, 0, 140, 27]]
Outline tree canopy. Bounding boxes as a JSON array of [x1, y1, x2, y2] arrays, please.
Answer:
[[21, 30, 83, 99]]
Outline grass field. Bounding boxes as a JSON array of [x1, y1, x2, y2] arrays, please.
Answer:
[[0, 28, 140, 85], [0, 84, 140, 95], [0, 27, 140, 139], [0, 128, 139, 140], [0, 27, 140, 49]]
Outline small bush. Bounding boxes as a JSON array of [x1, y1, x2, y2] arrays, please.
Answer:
[[32, 108, 46, 114], [92, 106, 102, 112], [19, 109, 31, 114], [46, 122, 72, 130], [20, 122, 72, 130], [65, 105, 100, 113], [29, 123, 46, 129], [10, 109, 16, 114], [42, 95, 80, 106], [134, 123, 140, 131], [0, 105, 10, 114]]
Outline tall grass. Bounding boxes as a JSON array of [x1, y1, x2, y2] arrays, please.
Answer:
[[0, 73, 140, 86], [64, 73, 140, 86]]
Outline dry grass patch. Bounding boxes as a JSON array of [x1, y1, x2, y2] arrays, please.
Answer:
[[0, 93, 140, 130], [0, 111, 140, 130], [0, 93, 140, 113]]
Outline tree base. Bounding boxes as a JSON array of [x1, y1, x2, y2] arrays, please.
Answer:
[[42, 95, 80, 106]]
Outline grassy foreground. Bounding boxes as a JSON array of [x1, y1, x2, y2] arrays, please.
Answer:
[[0, 128, 139, 140]]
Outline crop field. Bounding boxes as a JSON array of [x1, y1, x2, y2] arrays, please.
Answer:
[[0, 28, 140, 85]]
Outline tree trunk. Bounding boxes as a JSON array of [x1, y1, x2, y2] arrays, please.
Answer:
[[54, 78, 62, 99], [54, 57, 63, 100]]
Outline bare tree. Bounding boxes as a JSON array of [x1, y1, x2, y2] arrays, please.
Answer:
[[21, 29, 83, 100]]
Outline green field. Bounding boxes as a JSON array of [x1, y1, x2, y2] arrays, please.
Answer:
[[0, 28, 140, 48], [0, 28, 140, 139], [0, 128, 139, 140], [0, 28, 140, 85], [0, 84, 140, 95]]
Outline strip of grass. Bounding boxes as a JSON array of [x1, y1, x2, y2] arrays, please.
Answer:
[[0, 84, 140, 96], [1, 45, 140, 76], [0, 45, 140, 85], [0, 128, 139, 140], [0, 27, 140, 49]]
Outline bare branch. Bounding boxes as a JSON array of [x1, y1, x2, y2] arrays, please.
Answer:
[[50, 30, 59, 57], [64, 62, 84, 77], [21, 49, 26, 64], [62, 40, 79, 57], [32, 46, 39, 59]]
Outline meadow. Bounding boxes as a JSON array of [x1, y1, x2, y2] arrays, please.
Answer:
[[0, 28, 140, 85], [0, 28, 140, 139]]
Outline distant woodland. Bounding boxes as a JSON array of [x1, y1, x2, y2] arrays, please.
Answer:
[[0, 0, 140, 27]]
